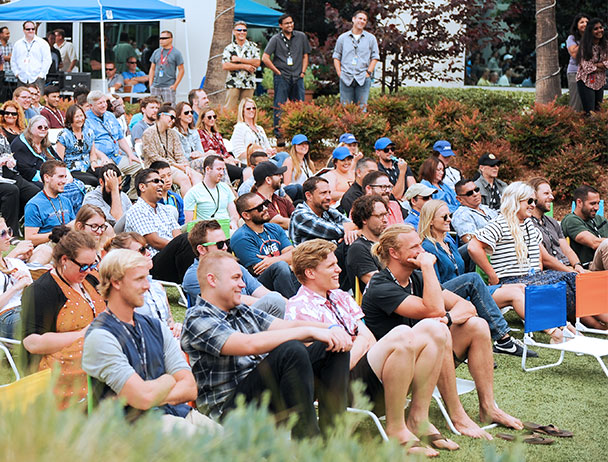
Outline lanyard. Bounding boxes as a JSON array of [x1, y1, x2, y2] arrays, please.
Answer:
[[92, 113, 117, 145], [45, 107, 65, 126], [349, 32, 361, 52], [159, 47, 173, 67], [386, 267, 412, 292], [24, 39, 34, 55], [280, 32, 292, 57], [325, 292, 358, 337], [43, 190, 65, 225], [202, 181, 220, 217], [108, 309, 148, 378], [155, 124, 170, 158]]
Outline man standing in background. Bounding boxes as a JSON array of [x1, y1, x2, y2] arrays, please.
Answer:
[[54, 29, 78, 72], [11, 21, 52, 91], [148, 31, 184, 104]]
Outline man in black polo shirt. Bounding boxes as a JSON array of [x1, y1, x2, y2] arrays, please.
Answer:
[[374, 137, 415, 200], [362, 224, 523, 439], [339, 157, 377, 215]]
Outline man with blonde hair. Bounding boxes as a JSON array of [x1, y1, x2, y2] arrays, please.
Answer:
[[181, 250, 352, 438], [287, 239, 450, 456], [82, 249, 218, 433], [362, 224, 524, 439]]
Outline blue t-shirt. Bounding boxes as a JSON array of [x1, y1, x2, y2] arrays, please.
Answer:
[[421, 235, 464, 283], [84, 110, 125, 164], [230, 223, 292, 270], [403, 209, 420, 231], [24, 190, 77, 233], [421, 179, 460, 214], [57, 127, 96, 172], [182, 259, 261, 300], [159, 190, 185, 226], [121, 70, 147, 92]]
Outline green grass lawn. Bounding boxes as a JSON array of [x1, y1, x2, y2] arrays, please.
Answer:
[[1, 288, 605, 461]]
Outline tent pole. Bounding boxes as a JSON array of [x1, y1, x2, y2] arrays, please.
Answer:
[[183, 19, 192, 89], [98, 0, 107, 91]]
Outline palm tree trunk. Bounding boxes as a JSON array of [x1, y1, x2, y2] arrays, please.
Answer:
[[535, 0, 561, 104], [204, 0, 234, 106]]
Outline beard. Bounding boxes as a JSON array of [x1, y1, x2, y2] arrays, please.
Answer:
[[101, 187, 113, 206], [251, 214, 269, 225]]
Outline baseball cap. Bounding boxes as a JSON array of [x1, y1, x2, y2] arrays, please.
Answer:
[[291, 134, 309, 145], [374, 137, 394, 150], [332, 146, 353, 160], [339, 133, 357, 144], [403, 183, 437, 201], [433, 140, 455, 157], [478, 153, 501, 166], [253, 161, 287, 184]]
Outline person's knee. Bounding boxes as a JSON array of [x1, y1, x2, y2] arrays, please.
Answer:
[[416, 318, 450, 345], [257, 291, 286, 318], [269, 260, 291, 276], [464, 316, 490, 339]]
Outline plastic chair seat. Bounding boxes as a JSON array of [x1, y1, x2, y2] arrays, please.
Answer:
[[526, 335, 608, 356]]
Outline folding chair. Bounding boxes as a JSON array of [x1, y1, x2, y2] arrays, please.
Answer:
[[0, 369, 52, 412], [575, 271, 608, 335], [354, 276, 363, 306], [522, 281, 608, 377], [0, 337, 20, 384], [157, 280, 188, 307]]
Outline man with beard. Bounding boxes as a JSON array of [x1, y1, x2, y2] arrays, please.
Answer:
[[83, 163, 132, 227], [251, 161, 293, 229], [362, 171, 404, 225], [289, 177, 360, 246], [231, 193, 300, 298]]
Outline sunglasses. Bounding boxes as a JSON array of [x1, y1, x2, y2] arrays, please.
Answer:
[[525, 198, 536, 205], [0, 228, 13, 239], [84, 222, 108, 233], [3, 112, 17, 117], [70, 258, 99, 273], [24, 28, 35, 31], [159, 36, 172, 40], [382, 146, 395, 153], [36, 125, 49, 131], [460, 187, 481, 197], [182, 110, 193, 115], [202, 239, 230, 250], [145, 178, 164, 185], [105, 68, 114, 71], [439, 214, 451, 222], [138, 245, 150, 255], [235, 28, 248, 32], [127, 61, 137, 64], [244, 107, 257, 111], [206, 114, 217, 120], [245, 199, 270, 213], [161, 113, 176, 120]]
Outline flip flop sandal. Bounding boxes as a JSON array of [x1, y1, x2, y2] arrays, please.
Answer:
[[523, 422, 574, 438], [496, 433, 555, 445], [420, 432, 459, 451], [400, 440, 439, 458]]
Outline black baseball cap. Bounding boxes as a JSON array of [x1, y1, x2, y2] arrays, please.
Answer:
[[253, 161, 287, 185], [478, 153, 501, 166]]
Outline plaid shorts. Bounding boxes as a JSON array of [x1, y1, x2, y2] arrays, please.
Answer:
[[151, 86, 176, 104]]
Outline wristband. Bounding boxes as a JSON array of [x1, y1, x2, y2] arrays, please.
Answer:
[[328, 324, 340, 330], [445, 312, 453, 328], [574, 262, 582, 267]]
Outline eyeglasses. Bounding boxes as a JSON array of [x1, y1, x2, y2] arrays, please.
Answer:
[[145, 178, 164, 185], [0, 228, 13, 239], [460, 187, 480, 197], [439, 214, 451, 222], [69, 258, 99, 273], [83, 222, 108, 233], [182, 110, 193, 115], [245, 199, 270, 213], [206, 114, 217, 120], [235, 28, 247, 32], [161, 113, 176, 120], [24, 28, 35, 31], [382, 146, 395, 153], [202, 239, 230, 250], [137, 245, 150, 255], [370, 212, 389, 220], [159, 36, 172, 40], [369, 184, 393, 191], [36, 125, 49, 131], [244, 107, 256, 111]]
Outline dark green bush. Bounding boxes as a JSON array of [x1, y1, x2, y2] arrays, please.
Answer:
[[367, 95, 418, 126]]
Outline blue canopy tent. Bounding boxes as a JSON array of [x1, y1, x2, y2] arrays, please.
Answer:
[[0, 0, 189, 88], [235, 0, 282, 28]]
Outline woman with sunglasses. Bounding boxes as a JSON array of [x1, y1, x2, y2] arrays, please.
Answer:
[[0, 100, 26, 144], [174, 101, 205, 163], [142, 103, 202, 195], [103, 232, 182, 338], [230, 97, 274, 162], [0, 217, 33, 339], [469, 182, 578, 334], [419, 156, 460, 213], [21, 230, 105, 408], [55, 105, 106, 187]]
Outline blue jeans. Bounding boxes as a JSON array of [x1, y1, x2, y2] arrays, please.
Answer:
[[0, 307, 21, 339], [257, 261, 301, 298], [442, 273, 509, 341], [339, 77, 372, 107], [273, 75, 305, 134]]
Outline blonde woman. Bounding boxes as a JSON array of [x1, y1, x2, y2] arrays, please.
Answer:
[[282, 134, 314, 185], [229, 97, 275, 161]]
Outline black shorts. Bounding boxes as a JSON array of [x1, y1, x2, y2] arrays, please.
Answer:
[[350, 353, 385, 416]]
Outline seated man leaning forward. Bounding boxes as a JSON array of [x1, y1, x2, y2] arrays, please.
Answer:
[[82, 249, 219, 434], [362, 224, 523, 438], [231, 193, 300, 298], [182, 219, 285, 318], [181, 250, 352, 439], [287, 239, 450, 456], [289, 176, 360, 246]]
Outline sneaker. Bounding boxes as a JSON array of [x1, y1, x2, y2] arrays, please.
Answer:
[[493, 336, 538, 358]]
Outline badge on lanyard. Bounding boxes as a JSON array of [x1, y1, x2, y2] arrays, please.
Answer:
[[159, 68, 164, 77], [286, 56, 293, 66], [352, 56, 358, 66]]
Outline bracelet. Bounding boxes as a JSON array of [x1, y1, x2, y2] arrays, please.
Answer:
[[445, 312, 453, 328], [574, 262, 582, 267], [328, 324, 340, 330]]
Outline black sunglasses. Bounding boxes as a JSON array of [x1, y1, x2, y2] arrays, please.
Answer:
[[235, 28, 247, 32], [382, 146, 395, 153], [182, 110, 193, 115], [145, 178, 164, 185], [202, 239, 230, 250], [440, 214, 451, 222], [161, 112, 176, 120], [526, 198, 536, 205], [206, 114, 217, 120], [70, 258, 99, 273], [105, 68, 114, 71], [159, 36, 172, 40], [3, 111, 17, 116], [460, 187, 481, 197], [24, 28, 35, 31], [36, 125, 49, 130], [127, 61, 137, 64], [245, 199, 270, 213]]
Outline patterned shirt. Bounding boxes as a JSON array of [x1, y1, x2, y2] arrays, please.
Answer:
[[124, 198, 179, 256], [451, 204, 498, 238], [141, 125, 187, 167], [289, 202, 349, 245], [180, 298, 275, 417], [0, 41, 14, 77], [56, 127, 95, 172], [84, 109, 125, 164], [286, 286, 363, 336], [222, 40, 260, 89], [199, 129, 229, 158], [576, 44, 608, 90]]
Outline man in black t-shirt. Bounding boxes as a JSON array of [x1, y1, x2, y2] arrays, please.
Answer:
[[339, 157, 377, 215], [362, 224, 524, 438]]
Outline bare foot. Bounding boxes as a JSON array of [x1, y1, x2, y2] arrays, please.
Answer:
[[451, 413, 493, 440], [480, 405, 523, 430]]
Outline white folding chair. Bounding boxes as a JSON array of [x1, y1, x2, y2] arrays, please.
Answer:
[[0, 337, 21, 384], [575, 271, 608, 336], [157, 280, 188, 307]]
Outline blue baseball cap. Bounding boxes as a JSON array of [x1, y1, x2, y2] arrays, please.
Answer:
[[374, 137, 394, 150], [433, 140, 455, 157], [332, 146, 353, 160], [339, 133, 358, 144], [291, 134, 309, 145]]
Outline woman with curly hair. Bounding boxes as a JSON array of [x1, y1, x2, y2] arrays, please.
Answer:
[[0, 100, 26, 144], [576, 18, 608, 114]]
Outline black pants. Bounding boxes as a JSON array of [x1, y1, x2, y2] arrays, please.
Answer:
[[151, 233, 197, 283], [577, 80, 604, 113], [0, 182, 20, 235], [256, 261, 301, 298], [221, 340, 350, 439], [226, 163, 243, 184], [71, 169, 99, 187]]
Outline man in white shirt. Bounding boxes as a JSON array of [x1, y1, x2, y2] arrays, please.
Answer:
[[53, 29, 78, 72], [11, 21, 52, 90]]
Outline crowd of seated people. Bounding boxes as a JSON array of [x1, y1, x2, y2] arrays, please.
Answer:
[[0, 83, 604, 455], [466, 49, 534, 87]]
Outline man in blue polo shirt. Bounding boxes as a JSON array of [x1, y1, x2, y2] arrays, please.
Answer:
[[122, 57, 148, 93], [232, 193, 300, 298]]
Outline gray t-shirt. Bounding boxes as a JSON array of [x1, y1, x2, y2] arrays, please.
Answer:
[[82, 318, 188, 395], [131, 119, 154, 143], [150, 47, 184, 88], [82, 186, 132, 226], [264, 31, 311, 78]]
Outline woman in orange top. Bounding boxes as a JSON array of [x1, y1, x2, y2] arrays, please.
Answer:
[[21, 231, 106, 408]]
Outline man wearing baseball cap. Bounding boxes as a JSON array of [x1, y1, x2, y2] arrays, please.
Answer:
[[252, 161, 294, 229], [374, 137, 414, 200], [432, 140, 461, 190], [403, 183, 437, 230], [474, 153, 507, 210]]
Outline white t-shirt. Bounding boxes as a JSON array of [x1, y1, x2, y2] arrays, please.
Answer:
[[0, 257, 30, 313]]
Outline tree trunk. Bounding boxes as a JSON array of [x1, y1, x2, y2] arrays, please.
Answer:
[[204, 0, 234, 106], [535, 0, 561, 104]]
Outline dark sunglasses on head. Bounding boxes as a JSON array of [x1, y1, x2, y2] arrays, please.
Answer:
[[70, 258, 99, 273], [146, 178, 164, 185], [382, 146, 395, 153], [245, 199, 270, 213], [206, 114, 217, 120], [460, 187, 481, 197], [182, 110, 193, 115], [202, 239, 230, 250], [0, 228, 13, 239]]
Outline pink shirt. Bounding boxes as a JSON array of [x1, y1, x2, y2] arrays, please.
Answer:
[[387, 200, 404, 225], [286, 286, 363, 336]]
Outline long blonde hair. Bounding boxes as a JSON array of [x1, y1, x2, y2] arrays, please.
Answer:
[[288, 143, 313, 182], [237, 97, 258, 124], [500, 181, 535, 266], [418, 199, 447, 245]]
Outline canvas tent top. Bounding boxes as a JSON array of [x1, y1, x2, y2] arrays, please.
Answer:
[[235, 0, 282, 28]]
